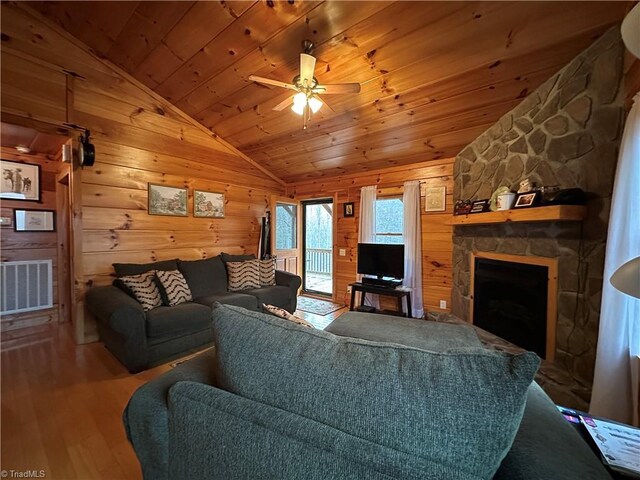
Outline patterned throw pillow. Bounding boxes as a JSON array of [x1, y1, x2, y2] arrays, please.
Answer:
[[156, 270, 193, 306], [119, 271, 162, 311], [259, 257, 277, 286], [226, 260, 260, 291], [263, 304, 314, 328]]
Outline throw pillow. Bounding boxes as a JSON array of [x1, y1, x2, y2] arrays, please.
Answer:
[[211, 304, 540, 479], [156, 270, 193, 306], [226, 260, 260, 291], [263, 304, 313, 328], [119, 271, 162, 311], [259, 257, 277, 286]]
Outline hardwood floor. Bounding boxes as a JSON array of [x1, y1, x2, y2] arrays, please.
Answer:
[[1, 323, 169, 479], [0, 303, 347, 479]]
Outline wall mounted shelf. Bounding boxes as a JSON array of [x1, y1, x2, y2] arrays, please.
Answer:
[[448, 205, 587, 226]]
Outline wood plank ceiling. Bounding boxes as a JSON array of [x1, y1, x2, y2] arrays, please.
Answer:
[[31, 1, 628, 184]]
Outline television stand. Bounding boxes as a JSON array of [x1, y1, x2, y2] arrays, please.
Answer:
[[361, 277, 402, 288], [349, 282, 412, 318]]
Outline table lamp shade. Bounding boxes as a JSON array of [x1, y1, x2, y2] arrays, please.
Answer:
[[610, 256, 640, 299]]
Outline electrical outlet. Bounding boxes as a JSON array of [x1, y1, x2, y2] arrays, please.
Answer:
[[347, 285, 352, 293], [439, 300, 447, 309], [339, 248, 346, 257]]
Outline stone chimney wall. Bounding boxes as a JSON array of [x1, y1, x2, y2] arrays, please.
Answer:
[[452, 27, 625, 404]]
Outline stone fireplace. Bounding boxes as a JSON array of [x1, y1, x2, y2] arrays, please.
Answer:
[[452, 27, 625, 407]]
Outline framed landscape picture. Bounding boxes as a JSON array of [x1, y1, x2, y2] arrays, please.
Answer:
[[1, 159, 41, 202], [194, 190, 225, 218], [148, 184, 188, 217]]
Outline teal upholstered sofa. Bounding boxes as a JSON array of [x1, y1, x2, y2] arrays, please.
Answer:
[[86, 254, 301, 373], [123, 306, 613, 480]]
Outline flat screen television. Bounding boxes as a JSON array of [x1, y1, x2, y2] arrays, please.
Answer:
[[357, 243, 404, 280]]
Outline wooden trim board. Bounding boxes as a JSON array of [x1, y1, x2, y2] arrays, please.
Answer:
[[469, 251, 558, 362]]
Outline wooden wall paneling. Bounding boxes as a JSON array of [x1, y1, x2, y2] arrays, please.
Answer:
[[1, 3, 285, 342], [0, 149, 61, 333], [0, 51, 67, 125], [56, 163, 71, 325], [287, 158, 455, 314]]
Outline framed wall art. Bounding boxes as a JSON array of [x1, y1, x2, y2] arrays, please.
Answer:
[[1, 159, 41, 202], [343, 202, 354, 218], [194, 190, 225, 218], [148, 183, 188, 217], [424, 186, 446, 212], [14, 209, 55, 232]]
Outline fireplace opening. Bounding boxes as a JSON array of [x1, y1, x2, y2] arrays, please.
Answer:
[[473, 257, 549, 358]]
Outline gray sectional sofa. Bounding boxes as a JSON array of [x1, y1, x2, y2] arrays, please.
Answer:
[[85, 254, 301, 373], [124, 306, 613, 480]]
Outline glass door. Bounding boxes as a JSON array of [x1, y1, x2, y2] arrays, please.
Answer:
[[271, 196, 300, 275], [302, 199, 333, 296]]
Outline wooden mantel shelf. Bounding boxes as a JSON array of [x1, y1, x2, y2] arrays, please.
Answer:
[[448, 205, 587, 226]]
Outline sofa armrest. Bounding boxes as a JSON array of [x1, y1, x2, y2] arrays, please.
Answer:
[[275, 270, 301, 312], [85, 285, 146, 337], [168, 381, 431, 479], [124, 351, 217, 480]]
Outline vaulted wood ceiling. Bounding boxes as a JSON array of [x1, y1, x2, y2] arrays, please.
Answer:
[[31, 1, 627, 184]]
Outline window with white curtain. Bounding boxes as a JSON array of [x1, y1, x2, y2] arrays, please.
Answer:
[[375, 197, 403, 244]]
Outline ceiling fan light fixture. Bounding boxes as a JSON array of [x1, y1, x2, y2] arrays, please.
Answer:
[[308, 96, 323, 113], [291, 92, 306, 115]]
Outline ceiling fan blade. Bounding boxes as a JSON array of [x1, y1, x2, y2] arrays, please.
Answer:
[[313, 83, 361, 94], [249, 75, 298, 91], [299, 53, 316, 87], [272, 95, 294, 111], [314, 95, 334, 113]]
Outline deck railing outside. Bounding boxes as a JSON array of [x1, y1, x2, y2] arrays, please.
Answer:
[[305, 248, 332, 275]]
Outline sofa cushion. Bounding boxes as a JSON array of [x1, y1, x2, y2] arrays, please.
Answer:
[[113, 259, 178, 277], [194, 292, 258, 311], [226, 260, 260, 291], [119, 271, 163, 311], [178, 257, 227, 298], [211, 304, 540, 480], [244, 285, 291, 309], [221, 252, 256, 264], [146, 302, 211, 339], [156, 270, 193, 306]]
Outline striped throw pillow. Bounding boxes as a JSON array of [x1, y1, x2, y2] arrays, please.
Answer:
[[259, 257, 277, 286], [119, 271, 162, 311], [263, 304, 314, 328], [156, 270, 193, 306], [226, 260, 260, 291]]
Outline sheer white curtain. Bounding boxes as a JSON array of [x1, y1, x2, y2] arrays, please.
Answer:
[[402, 181, 424, 318], [358, 186, 379, 308], [590, 93, 640, 426]]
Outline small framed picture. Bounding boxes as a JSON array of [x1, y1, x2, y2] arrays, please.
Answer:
[[1, 159, 41, 202], [148, 183, 188, 216], [194, 190, 225, 218], [425, 186, 446, 212], [343, 202, 354, 217], [470, 199, 489, 214], [14, 209, 55, 232], [0, 216, 13, 228], [513, 191, 540, 208]]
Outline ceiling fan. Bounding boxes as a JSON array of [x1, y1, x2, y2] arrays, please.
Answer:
[[248, 40, 361, 129]]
